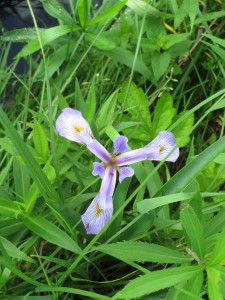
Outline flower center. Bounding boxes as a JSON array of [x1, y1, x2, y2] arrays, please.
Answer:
[[159, 145, 165, 154], [73, 125, 82, 132]]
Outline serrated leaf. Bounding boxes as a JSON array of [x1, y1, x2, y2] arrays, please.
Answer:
[[183, 0, 199, 31], [180, 205, 206, 261], [33, 119, 49, 162], [172, 111, 194, 147], [94, 241, 190, 264], [113, 266, 203, 300], [22, 214, 81, 254], [118, 81, 151, 130], [0, 28, 39, 42], [152, 92, 175, 136]]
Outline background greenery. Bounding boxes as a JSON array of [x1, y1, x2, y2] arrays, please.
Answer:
[[1, 0, 225, 299]]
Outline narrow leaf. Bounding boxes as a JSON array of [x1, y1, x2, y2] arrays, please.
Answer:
[[22, 214, 81, 254], [95, 241, 191, 264], [180, 205, 206, 261], [207, 267, 224, 300], [208, 227, 225, 266], [113, 266, 203, 300], [33, 119, 49, 162]]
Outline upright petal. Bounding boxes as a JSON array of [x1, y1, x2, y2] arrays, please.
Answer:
[[56, 108, 93, 143], [92, 162, 105, 179], [144, 131, 179, 162], [118, 166, 134, 183], [113, 136, 130, 154], [81, 194, 113, 235]]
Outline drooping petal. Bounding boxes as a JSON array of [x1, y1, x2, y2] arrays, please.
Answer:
[[118, 166, 134, 183], [81, 194, 113, 234], [114, 148, 147, 166], [113, 135, 130, 154], [82, 165, 117, 234], [92, 162, 105, 179], [144, 131, 179, 162], [56, 108, 93, 143], [77, 132, 112, 163]]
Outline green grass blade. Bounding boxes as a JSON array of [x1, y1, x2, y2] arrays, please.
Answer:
[[0, 107, 61, 205]]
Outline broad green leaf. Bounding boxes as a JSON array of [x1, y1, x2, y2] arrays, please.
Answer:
[[113, 266, 203, 300], [183, 0, 199, 30], [22, 214, 81, 254], [78, 0, 89, 27], [161, 33, 190, 49], [127, 0, 169, 18], [95, 90, 117, 130], [17, 25, 79, 58], [118, 81, 151, 130], [94, 241, 190, 264], [13, 159, 30, 200], [207, 267, 224, 300], [87, 0, 127, 26], [172, 111, 194, 147], [102, 47, 154, 81], [0, 237, 34, 263], [33, 119, 49, 162], [86, 32, 116, 50], [152, 92, 175, 136], [180, 205, 206, 261], [0, 199, 23, 218], [151, 51, 171, 80], [158, 136, 225, 196], [208, 227, 225, 266], [41, 0, 73, 25]]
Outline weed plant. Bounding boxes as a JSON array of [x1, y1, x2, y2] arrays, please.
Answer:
[[1, 0, 225, 299]]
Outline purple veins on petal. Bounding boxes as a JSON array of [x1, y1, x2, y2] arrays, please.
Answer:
[[113, 135, 130, 154], [81, 194, 113, 235], [144, 131, 179, 162], [56, 108, 93, 143], [118, 166, 134, 183], [92, 162, 105, 179]]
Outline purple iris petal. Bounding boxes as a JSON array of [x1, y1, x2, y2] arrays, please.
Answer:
[[77, 132, 112, 163], [144, 131, 179, 162], [92, 162, 105, 179], [113, 136, 130, 154], [81, 165, 117, 234], [114, 148, 147, 166], [81, 194, 113, 234], [118, 166, 134, 183], [56, 108, 93, 143]]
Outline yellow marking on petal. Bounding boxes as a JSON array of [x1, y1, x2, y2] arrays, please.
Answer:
[[95, 203, 103, 217], [73, 125, 82, 132], [159, 145, 165, 154]]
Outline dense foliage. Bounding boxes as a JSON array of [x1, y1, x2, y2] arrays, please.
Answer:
[[1, 0, 225, 299]]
